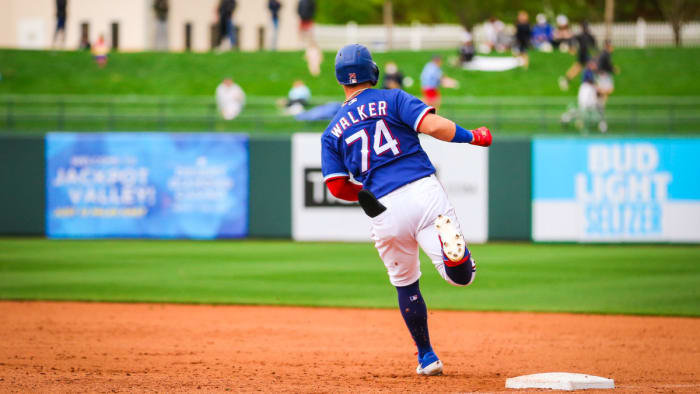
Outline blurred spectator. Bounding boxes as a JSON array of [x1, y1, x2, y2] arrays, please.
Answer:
[[92, 34, 109, 68], [295, 102, 342, 122], [552, 14, 573, 52], [284, 79, 311, 115], [514, 11, 531, 69], [52, 0, 67, 49], [304, 42, 322, 76], [597, 40, 617, 107], [578, 61, 597, 110], [216, 77, 245, 120], [559, 21, 596, 91], [268, 0, 281, 51], [217, 0, 237, 50], [458, 31, 475, 65], [561, 60, 605, 133], [298, 0, 316, 46], [153, 0, 169, 51], [531, 13, 553, 52], [420, 55, 458, 109], [382, 61, 405, 90], [480, 17, 507, 53], [79, 29, 91, 50], [579, 60, 606, 132]]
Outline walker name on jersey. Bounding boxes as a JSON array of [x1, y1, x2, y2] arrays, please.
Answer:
[[329, 101, 388, 138], [304, 168, 356, 207]]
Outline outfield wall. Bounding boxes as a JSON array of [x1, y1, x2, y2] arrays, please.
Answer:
[[1, 133, 699, 242], [0, 133, 291, 238], [0, 135, 45, 235], [533, 137, 700, 242]]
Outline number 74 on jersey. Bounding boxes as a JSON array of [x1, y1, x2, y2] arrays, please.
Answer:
[[344, 119, 400, 173]]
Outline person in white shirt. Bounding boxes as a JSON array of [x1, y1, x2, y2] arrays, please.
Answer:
[[216, 77, 245, 120], [305, 43, 323, 77]]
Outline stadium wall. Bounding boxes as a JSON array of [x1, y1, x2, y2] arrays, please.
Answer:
[[2, 134, 699, 242], [487, 138, 532, 241], [0, 135, 45, 235], [0, 133, 293, 238], [249, 136, 292, 238]]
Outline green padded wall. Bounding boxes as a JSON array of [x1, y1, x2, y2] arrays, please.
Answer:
[[248, 135, 292, 238], [488, 138, 532, 240], [0, 135, 46, 235]]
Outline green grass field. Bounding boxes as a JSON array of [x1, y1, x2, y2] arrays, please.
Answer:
[[1, 239, 698, 316], [2, 48, 699, 134], [2, 48, 700, 97]]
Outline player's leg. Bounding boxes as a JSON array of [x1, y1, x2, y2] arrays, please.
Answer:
[[418, 214, 476, 286], [370, 191, 441, 375], [52, 19, 62, 48], [395, 279, 442, 375], [566, 61, 582, 81], [415, 178, 476, 287], [227, 19, 237, 48]]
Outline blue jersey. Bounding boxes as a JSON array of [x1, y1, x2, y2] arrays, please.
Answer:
[[420, 62, 442, 89], [321, 88, 436, 199]]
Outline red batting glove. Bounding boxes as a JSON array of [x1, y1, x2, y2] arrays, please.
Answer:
[[470, 127, 492, 147]]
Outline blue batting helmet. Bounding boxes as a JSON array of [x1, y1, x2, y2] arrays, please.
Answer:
[[335, 44, 379, 86]]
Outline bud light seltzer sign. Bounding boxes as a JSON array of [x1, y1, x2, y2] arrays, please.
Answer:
[[533, 138, 700, 242]]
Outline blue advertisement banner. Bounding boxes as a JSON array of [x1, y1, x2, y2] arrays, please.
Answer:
[[46, 133, 248, 239], [532, 137, 700, 242]]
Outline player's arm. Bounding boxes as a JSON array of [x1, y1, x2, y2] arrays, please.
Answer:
[[418, 113, 492, 147], [321, 134, 362, 202], [395, 89, 491, 146], [325, 176, 362, 202]]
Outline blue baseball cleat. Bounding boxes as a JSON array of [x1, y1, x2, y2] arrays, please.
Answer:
[[416, 351, 443, 376]]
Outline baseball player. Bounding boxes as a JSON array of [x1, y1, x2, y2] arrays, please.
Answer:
[[321, 44, 492, 376]]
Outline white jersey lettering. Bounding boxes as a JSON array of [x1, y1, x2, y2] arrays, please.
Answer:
[[368, 102, 377, 117], [357, 105, 368, 120], [330, 123, 343, 138], [348, 111, 359, 124], [378, 101, 387, 116], [339, 117, 351, 130]]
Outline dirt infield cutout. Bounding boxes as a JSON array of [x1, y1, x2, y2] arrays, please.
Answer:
[[1, 302, 698, 392]]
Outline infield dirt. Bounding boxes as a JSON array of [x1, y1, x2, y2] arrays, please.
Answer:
[[1, 302, 698, 393]]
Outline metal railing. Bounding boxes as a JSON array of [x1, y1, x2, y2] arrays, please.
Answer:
[[316, 20, 700, 51], [1, 94, 699, 135]]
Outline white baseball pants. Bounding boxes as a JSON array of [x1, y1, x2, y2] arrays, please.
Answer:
[[369, 174, 467, 287]]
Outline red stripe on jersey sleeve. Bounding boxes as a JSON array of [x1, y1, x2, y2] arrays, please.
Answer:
[[325, 177, 362, 202], [416, 106, 436, 132]]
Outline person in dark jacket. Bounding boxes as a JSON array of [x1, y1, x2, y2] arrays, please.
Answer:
[[514, 10, 531, 69], [559, 21, 597, 91], [382, 62, 405, 90], [52, 0, 67, 48], [597, 40, 617, 106], [217, 0, 237, 50], [269, 0, 281, 50], [298, 0, 316, 45], [153, 0, 169, 51], [458, 31, 475, 64]]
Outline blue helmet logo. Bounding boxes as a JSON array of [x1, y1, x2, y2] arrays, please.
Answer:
[[335, 44, 379, 86]]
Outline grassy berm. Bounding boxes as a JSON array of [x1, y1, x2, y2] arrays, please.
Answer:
[[1, 48, 700, 97]]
